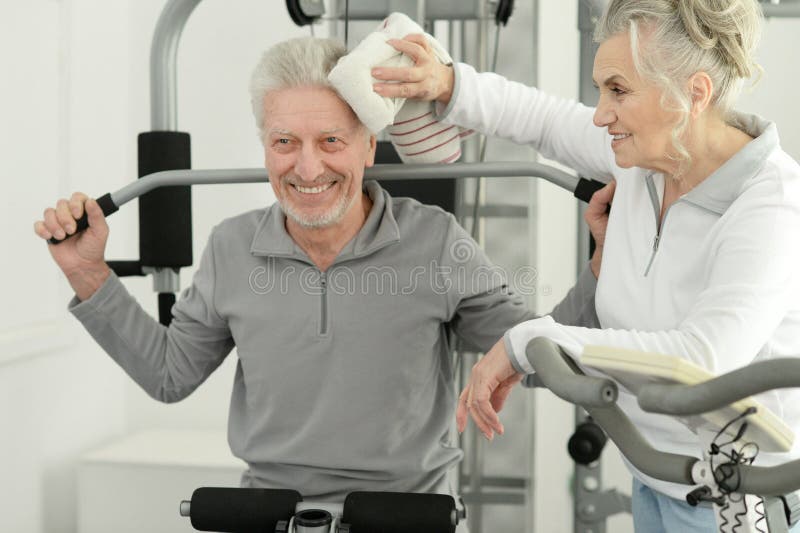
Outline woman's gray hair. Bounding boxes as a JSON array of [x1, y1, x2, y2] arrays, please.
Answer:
[[249, 37, 347, 138], [594, 0, 763, 171]]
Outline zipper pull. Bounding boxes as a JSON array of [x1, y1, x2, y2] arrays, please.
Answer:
[[653, 234, 661, 252]]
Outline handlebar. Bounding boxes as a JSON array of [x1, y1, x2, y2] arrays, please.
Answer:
[[523, 337, 618, 407], [46, 162, 606, 244], [637, 358, 800, 416], [523, 338, 800, 496]]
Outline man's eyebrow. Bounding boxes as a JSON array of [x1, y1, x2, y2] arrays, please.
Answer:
[[267, 127, 355, 136], [592, 74, 627, 88]]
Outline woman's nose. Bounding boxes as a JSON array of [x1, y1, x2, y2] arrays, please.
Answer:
[[593, 96, 616, 128]]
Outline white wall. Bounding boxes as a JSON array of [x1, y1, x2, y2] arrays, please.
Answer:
[[3, 1, 799, 532], [1, 2, 130, 532]]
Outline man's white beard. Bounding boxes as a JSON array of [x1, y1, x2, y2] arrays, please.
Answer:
[[280, 183, 358, 229]]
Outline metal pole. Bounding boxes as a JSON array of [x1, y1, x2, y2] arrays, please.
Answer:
[[527, 0, 540, 529], [150, 0, 202, 131], [762, 3, 800, 17], [575, 2, 606, 533]]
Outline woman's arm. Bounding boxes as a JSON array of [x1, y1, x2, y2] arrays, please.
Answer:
[[371, 35, 616, 180]]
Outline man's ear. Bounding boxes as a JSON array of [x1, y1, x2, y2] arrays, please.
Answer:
[[688, 71, 714, 118], [364, 133, 377, 168]]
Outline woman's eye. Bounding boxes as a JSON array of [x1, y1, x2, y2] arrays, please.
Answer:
[[611, 87, 626, 95]]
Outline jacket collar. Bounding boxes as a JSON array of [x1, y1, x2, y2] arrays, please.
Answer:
[[679, 112, 778, 215], [249, 180, 401, 263]]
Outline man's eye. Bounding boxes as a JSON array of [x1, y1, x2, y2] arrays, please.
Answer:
[[278, 138, 290, 144], [326, 137, 338, 143]]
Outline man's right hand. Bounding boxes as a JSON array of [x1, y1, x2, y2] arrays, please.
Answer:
[[33, 192, 111, 301]]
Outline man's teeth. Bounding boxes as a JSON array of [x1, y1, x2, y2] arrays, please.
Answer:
[[294, 182, 335, 194], [613, 133, 631, 140]]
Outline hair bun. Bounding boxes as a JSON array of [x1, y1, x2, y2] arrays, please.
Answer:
[[677, 0, 762, 79]]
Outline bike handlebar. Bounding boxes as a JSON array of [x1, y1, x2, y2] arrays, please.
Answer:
[[523, 338, 800, 496]]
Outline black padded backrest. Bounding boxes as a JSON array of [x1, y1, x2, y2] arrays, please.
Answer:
[[373, 141, 458, 215]]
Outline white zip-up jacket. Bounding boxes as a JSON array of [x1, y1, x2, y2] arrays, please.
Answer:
[[440, 62, 800, 499]]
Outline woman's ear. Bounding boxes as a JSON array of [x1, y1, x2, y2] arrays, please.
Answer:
[[688, 71, 714, 118]]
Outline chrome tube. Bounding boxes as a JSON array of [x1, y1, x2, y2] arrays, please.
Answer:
[[150, 0, 202, 130]]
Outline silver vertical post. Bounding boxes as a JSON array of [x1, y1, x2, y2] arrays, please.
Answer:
[[527, 2, 540, 531], [416, 0, 426, 25], [575, 0, 601, 273], [575, 2, 601, 533], [150, 0, 202, 131]]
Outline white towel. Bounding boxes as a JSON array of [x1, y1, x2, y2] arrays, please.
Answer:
[[328, 12, 474, 164]]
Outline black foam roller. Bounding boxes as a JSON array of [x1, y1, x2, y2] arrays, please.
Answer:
[[573, 177, 607, 204], [138, 131, 192, 268], [568, 420, 608, 465], [158, 293, 176, 327], [342, 491, 456, 533], [373, 141, 457, 215], [188, 487, 302, 532]]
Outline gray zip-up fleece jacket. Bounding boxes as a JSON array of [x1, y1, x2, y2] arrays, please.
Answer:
[[69, 181, 598, 501]]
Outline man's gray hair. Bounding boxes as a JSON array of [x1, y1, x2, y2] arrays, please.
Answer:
[[249, 37, 347, 138]]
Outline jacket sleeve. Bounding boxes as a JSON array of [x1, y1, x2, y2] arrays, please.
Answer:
[[549, 263, 600, 328], [504, 178, 800, 375], [441, 214, 532, 353], [437, 62, 615, 182], [69, 229, 235, 402], [444, 215, 599, 352]]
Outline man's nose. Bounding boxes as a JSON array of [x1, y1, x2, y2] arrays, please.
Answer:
[[294, 145, 325, 182], [593, 96, 616, 128]]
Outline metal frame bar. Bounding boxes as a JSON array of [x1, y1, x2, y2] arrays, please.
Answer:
[[762, 2, 800, 18], [330, 0, 485, 20], [108, 162, 581, 207], [527, 338, 800, 497], [150, 0, 202, 130], [574, 3, 620, 532]]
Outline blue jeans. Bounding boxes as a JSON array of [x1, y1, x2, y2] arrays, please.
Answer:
[[631, 478, 800, 533]]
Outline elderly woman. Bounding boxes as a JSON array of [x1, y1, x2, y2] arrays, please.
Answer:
[[373, 0, 800, 530]]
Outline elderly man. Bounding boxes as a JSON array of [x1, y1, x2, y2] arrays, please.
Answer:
[[33, 37, 607, 504]]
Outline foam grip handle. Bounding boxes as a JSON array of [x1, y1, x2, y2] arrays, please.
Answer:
[[47, 193, 118, 245], [188, 487, 302, 532], [573, 178, 607, 204], [342, 492, 457, 533]]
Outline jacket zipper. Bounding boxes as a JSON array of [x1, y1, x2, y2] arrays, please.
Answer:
[[644, 232, 661, 276], [643, 174, 679, 277], [319, 271, 328, 335]]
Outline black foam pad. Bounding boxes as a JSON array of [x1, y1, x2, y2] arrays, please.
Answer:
[[138, 131, 193, 268], [568, 420, 608, 465], [342, 491, 456, 533], [373, 141, 458, 215], [188, 487, 302, 532], [158, 292, 176, 327], [573, 177, 607, 204]]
